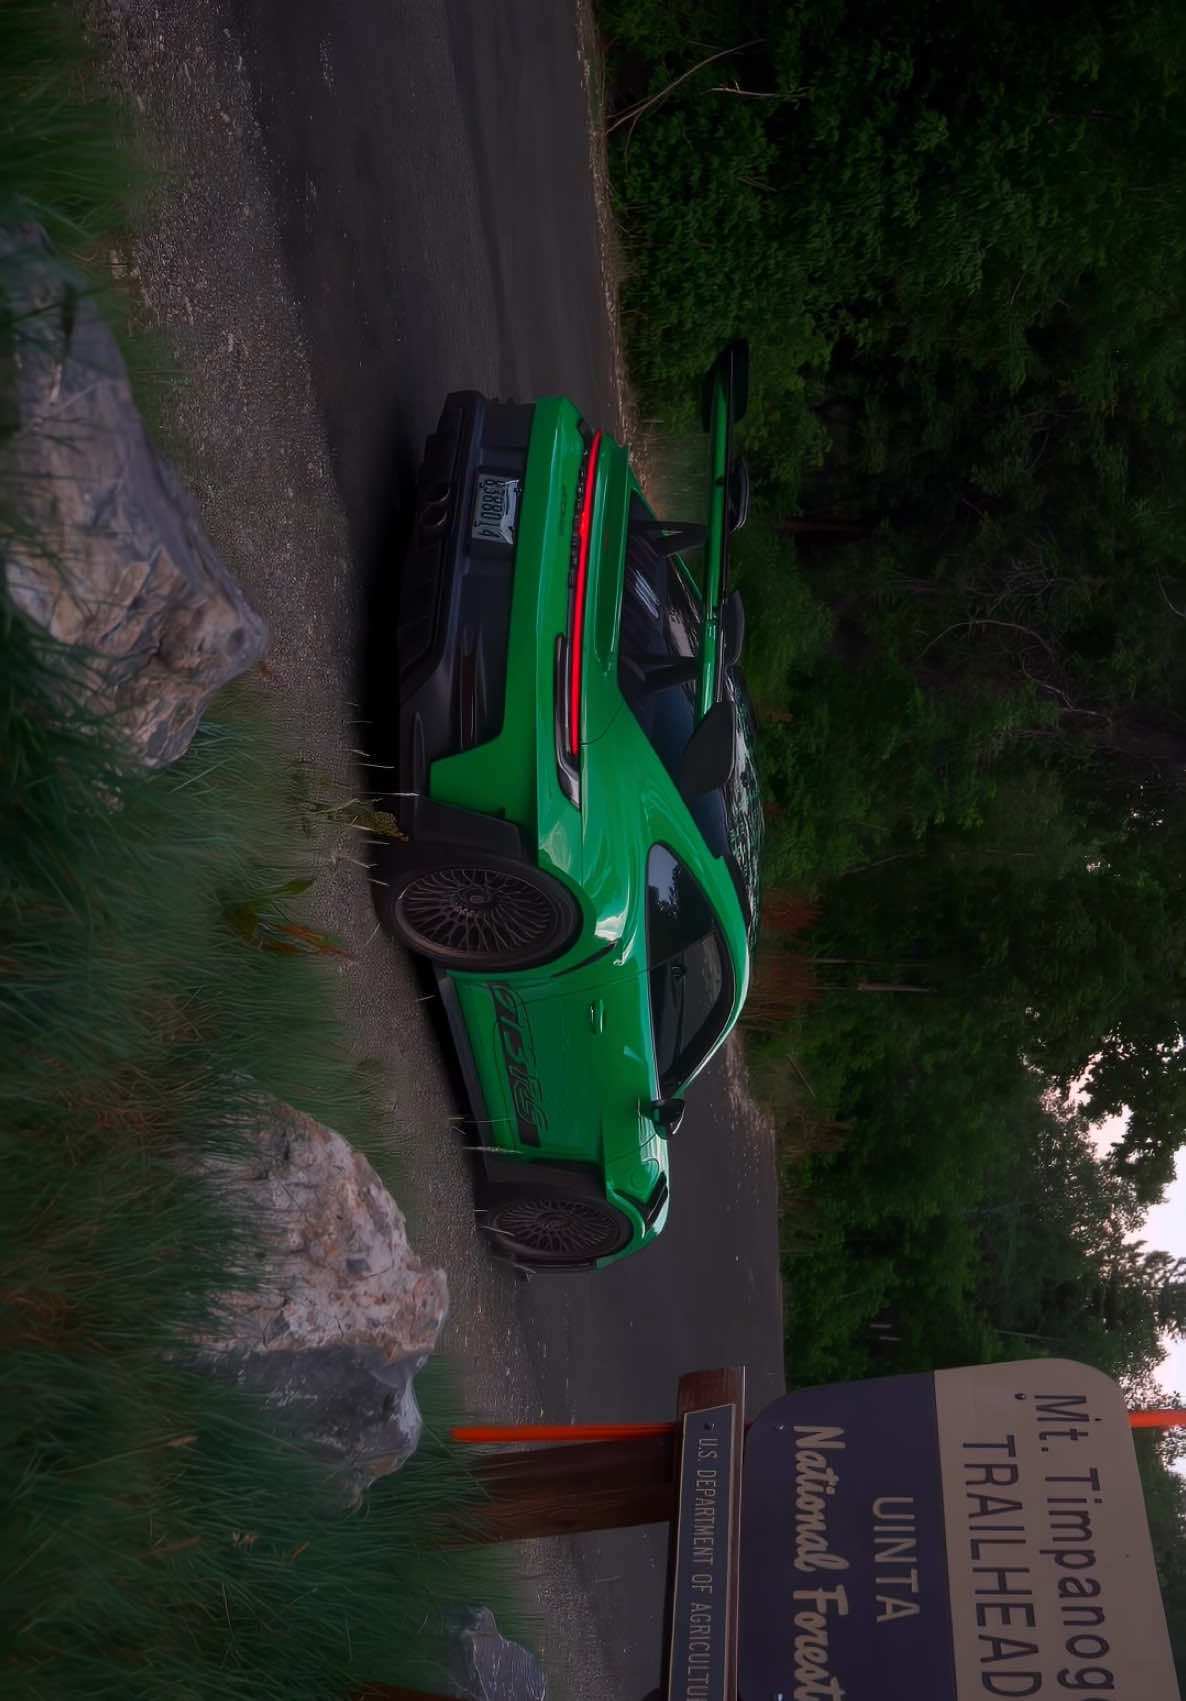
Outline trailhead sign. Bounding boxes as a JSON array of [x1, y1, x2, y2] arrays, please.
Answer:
[[739, 1359, 1179, 1701]]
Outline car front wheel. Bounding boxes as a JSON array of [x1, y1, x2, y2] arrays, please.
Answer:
[[482, 1179, 633, 1267], [381, 851, 581, 972]]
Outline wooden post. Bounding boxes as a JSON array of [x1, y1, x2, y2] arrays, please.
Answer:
[[461, 1428, 679, 1542]]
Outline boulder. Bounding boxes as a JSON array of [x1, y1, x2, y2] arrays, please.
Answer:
[[0, 222, 267, 766], [446, 1607, 548, 1701], [196, 1106, 448, 1488]]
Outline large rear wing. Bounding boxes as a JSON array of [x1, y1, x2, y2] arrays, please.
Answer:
[[701, 338, 750, 432], [697, 340, 750, 714]]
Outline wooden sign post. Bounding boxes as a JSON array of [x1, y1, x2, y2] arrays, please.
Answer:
[[455, 1369, 743, 1570]]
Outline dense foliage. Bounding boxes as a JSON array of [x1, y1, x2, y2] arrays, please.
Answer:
[[601, 0, 1186, 1370], [599, 0, 1186, 1656]]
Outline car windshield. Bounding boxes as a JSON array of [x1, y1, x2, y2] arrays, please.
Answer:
[[645, 845, 735, 1095]]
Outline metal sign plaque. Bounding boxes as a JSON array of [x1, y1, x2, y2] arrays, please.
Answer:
[[666, 1402, 741, 1701], [740, 1360, 1179, 1701]]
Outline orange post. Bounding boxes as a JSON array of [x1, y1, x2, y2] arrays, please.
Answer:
[[451, 1421, 675, 1444], [454, 1408, 1186, 1445]]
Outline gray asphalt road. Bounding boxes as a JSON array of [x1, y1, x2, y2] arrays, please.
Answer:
[[228, 0, 620, 572], [109, 2, 785, 1692]]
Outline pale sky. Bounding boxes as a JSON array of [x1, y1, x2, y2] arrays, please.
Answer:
[[1142, 1160, 1186, 1402], [1093, 1111, 1186, 1404]]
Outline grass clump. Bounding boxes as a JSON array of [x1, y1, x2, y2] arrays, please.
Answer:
[[0, 606, 520, 1701], [0, 0, 141, 244], [2, 6, 526, 1693]]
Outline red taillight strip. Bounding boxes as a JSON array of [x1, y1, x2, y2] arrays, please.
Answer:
[[568, 430, 602, 759]]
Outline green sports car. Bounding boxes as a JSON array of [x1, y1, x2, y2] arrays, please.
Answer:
[[380, 343, 761, 1269]]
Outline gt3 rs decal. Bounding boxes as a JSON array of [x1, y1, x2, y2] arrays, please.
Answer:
[[490, 982, 547, 1147]]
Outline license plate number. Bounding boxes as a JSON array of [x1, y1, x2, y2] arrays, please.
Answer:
[[471, 472, 521, 546]]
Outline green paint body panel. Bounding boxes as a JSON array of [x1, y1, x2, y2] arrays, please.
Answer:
[[426, 372, 754, 1267]]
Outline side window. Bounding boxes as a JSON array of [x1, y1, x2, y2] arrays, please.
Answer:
[[690, 669, 762, 943], [645, 845, 734, 1095], [618, 497, 704, 788]]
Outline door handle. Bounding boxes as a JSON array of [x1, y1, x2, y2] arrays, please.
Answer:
[[588, 999, 605, 1034]]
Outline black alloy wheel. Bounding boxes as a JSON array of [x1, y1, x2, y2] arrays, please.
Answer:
[[386, 852, 580, 971], [482, 1188, 632, 1266]]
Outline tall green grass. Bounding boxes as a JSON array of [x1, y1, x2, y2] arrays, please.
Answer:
[[2, 6, 528, 1695], [0, 608, 520, 1700], [0, 0, 141, 244]]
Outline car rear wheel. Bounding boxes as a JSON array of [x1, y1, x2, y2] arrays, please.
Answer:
[[381, 851, 581, 972], [481, 1177, 633, 1267]]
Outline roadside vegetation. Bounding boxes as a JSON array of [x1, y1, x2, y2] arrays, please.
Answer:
[[2, 5, 521, 1696], [1, 619, 512, 1699], [597, 0, 1186, 1665]]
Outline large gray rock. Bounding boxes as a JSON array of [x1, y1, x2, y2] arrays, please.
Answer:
[[446, 1607, 548, 1701], [0, 222, 267, 766], [196, 1105, 449, 1489]]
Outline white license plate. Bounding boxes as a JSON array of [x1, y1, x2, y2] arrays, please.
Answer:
[[471, 472, 521, 546]]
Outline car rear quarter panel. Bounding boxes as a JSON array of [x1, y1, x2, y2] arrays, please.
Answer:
[[427, 403, 634, 902], [427, 403, 577, 854]]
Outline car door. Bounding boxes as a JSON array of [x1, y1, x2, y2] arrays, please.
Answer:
[[502, 954, 654, 1168]]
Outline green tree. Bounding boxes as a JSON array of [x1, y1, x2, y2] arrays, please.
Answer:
[[602, 0, 1186, 1489]]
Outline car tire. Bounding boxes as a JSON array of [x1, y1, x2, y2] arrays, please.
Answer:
[[379, 850, 581, 972], [480, 1172, 633, 1268]]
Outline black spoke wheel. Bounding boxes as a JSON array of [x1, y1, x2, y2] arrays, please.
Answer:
[[385, 852, 580, 971], [483, 1188, 632, 1267]]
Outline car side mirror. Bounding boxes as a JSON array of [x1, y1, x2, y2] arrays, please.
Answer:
[[647, 1097, 686, 1139], [678, 699, 736, 801], [722, 589, 746, 667]]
